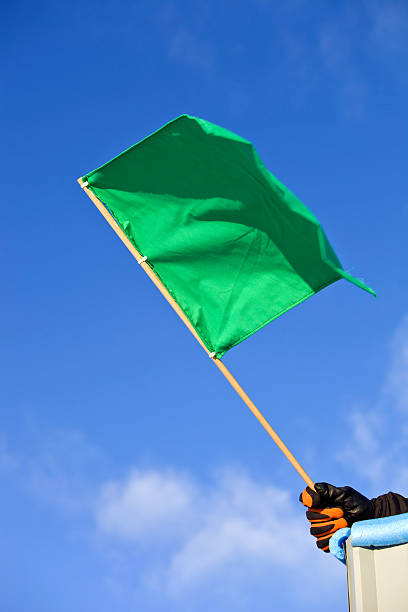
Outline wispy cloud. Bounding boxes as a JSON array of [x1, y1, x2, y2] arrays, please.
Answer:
[[317, 12, 369, 119], [385, 314, 408, 411], [337, 314, 408, 494], [168, 28, 214, 72], [0, 425, 106, 513], [0, 424, 344, 608], [25, 428, 106, 512], [277, 1, 408, 118], [0, 434, 20, 472], [4, 314, 408, 607], [319, 21, 352, 70], [154, 0, 408, 118], [365, 0, 408, 52], [157, 2, 215, 72], [96, 467, 197, 540], [94, 466, 343, 603]]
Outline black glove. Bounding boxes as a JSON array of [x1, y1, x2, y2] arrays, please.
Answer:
[[299, 482, 374, 553], [300, 482, 374, 525], [300, 483, 408, 553]]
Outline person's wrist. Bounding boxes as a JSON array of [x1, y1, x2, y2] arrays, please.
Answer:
[[344, 499, 374, 525]]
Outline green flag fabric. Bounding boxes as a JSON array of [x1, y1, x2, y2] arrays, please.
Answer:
[[82, 115, 374, 358]]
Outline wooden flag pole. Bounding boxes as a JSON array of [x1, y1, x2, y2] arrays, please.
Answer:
[[78, 178, 314, 489]]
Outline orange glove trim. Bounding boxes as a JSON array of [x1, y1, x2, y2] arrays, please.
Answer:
[[307, 507, 344, 522], [316, 537, 330, 552], [310, 518, 348, 537], [300, 488, 314, 507]]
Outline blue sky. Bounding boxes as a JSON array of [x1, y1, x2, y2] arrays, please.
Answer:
[[1, 0, 408, 610]]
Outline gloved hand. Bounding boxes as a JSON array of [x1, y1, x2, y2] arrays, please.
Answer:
[[300, 482, 374, 553]]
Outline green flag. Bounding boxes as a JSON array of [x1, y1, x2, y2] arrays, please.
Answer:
[[82, 115, 374, 358]]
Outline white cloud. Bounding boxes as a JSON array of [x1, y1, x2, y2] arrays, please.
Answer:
[[337, 314, 408, 494], [165, 471, 296, 594], [338, 410, 388, 486], [96, 468, 197, 539], [5, 314, 408, 607], [385, 314, 408, 411], [94, 466, 343, 602], [0, 420, 350, 611], [0, 424, 344, 608]]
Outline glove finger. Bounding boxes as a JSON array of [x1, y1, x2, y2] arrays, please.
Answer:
[[316, 536, 331, 553], [314, 482, 356, 507], [299, 486, 321, 508], [310, 518, 348, 537], [314, 482, 338, 501], [306, 507, 344, 522]]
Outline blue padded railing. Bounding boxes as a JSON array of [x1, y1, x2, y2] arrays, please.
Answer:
[[330, 512, 408, 564]]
